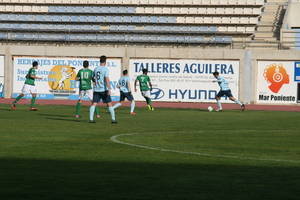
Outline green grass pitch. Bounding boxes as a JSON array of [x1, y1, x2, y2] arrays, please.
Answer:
[[0, 104, 300, 200]]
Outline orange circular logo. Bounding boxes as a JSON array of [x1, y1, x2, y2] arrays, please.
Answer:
[[263, 64, 289, 93], [48, 65, 76, 91]]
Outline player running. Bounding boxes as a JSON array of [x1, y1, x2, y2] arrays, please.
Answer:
[[212, 71, 245, 111], [75, 60, 100, 119], [112, 70, 136, 115], [11, 61, 42, 111], [134, 68, 154, 111], [89, 55, 117, 124]]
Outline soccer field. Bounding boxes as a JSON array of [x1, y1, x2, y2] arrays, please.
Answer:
[[0, 104, 299, 200]]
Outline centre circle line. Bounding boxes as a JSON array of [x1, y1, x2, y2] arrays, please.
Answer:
[[110, 132, 300, 164]]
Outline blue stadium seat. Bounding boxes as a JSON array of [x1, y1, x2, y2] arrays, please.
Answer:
[[123, 16, 131, 23], [0, 14, 9, 21], [70, 16, 79, 22], [0, 32, 7, 39], [110, 25, 118, 31], [140, 16, 148, 23], [88, 16, 97, 22], [192, 36, 205, 43], [128, 7, 136, 13], [131, 16, 140, 23], [150, 16, 159, 23]]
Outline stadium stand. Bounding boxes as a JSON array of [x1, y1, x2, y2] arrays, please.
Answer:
[[0, 0, 296, 48], [0, 0, 265, 46], [280, 0, 300, 50]]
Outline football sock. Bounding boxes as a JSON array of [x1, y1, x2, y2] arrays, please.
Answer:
[[13, 95, 23, 104], [145, 97, 152, 105], [30, 96, 36, 107], [112, 103, 122, 110], [130, 101, 135, 113], [109, 107, 116, 121], [89, 105, 96, 121], [217, 100, 222, 110], [234, 100, 243, 106], [95, 106, 100, 116], [75, 102, 81, 115]]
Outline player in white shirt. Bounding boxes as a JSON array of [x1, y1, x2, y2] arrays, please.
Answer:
[[89, 55, 117, 124], [112, 70, 136, 115], [213, 72, 245, 111]]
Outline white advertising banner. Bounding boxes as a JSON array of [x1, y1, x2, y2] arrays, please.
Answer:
[[13, 56, 121, 100], [129, 59, 240, 103], [256, 61, 298, 104], [0, 56, 4, 97]]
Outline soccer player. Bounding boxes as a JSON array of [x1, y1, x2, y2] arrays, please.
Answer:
[[134, 68, 154, 111], [75, 60, 100, 119], [11, 61, 42, 111], [212, 71, 245, 111], [89, 55, 117, 124], [112, 70, 136, 115]]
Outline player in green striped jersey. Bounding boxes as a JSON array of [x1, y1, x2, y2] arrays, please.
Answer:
[[134, 68, 154, 111], [75, 60, 100, 119], [11, 61, 42, 111]]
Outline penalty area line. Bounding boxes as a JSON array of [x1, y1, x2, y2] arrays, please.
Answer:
[[110, 133, 300, 164]]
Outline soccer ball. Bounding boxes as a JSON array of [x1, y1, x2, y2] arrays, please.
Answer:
[[207, 106, 214, 112]]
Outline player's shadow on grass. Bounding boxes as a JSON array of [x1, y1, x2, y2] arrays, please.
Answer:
[[45, 117, 80, 122], [198, 109, 210, 112], [39, 113, 71, 118], [0, 107, 11, 111], [0, 158, 299, 200]]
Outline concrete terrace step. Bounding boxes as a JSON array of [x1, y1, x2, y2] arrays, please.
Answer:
[[257, 26, 274, 31], [253, 0, 288, 43], [255, 31, 275, 37]]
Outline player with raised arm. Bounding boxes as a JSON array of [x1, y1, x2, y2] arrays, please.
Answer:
[[112, 70, 136, 115], [89, 55, 117, 124], [212, 71, 245, 111], [134, 68, 154, 111], [75, 60, 100, 119], [56, 67, 75, 90], [11, 61, 42, 111]]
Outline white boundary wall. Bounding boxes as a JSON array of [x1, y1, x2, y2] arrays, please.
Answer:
[[0, 44, 299, 105]]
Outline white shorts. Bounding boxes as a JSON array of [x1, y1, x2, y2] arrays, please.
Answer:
[[141, 90, 151, 98], [79, 89, 93, 101], [21, 84, 37, 94]]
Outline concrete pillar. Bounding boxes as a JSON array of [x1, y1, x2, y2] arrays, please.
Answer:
[[4, 47, 12, 98], [242, 50, 254, 104], [122, 47, 130, 71]]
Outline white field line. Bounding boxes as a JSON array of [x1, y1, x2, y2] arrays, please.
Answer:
[[110, 133, 300, 164]]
